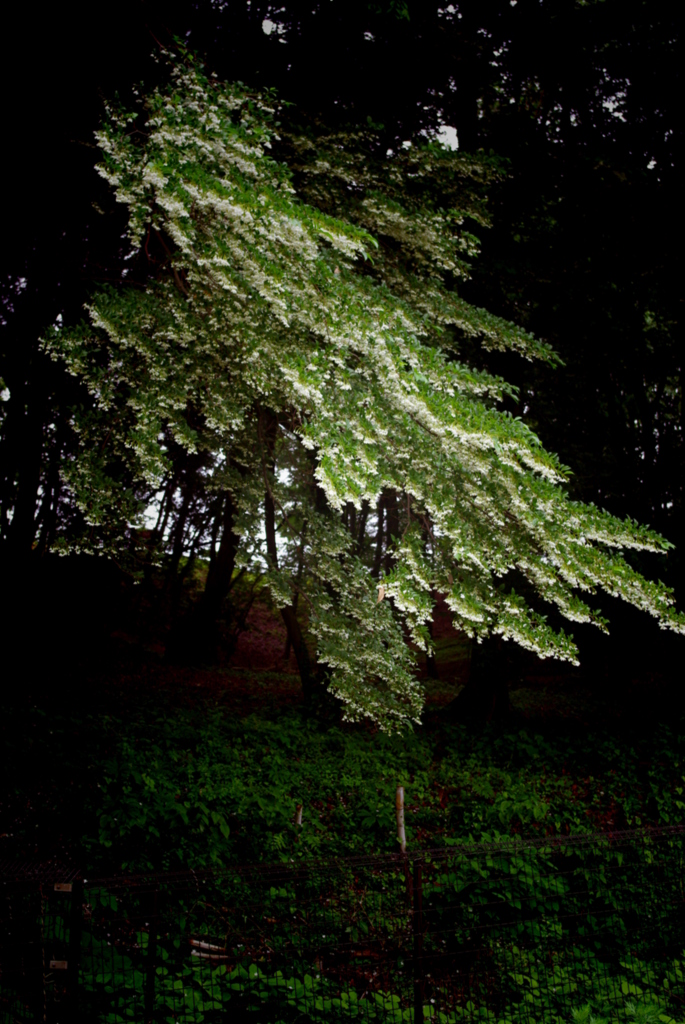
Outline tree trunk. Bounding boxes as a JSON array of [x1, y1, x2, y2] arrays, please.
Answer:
[[372, 495, 385, 578], [263, 485, 320, 701], [166, 482, 193, 591], [167, 492, 240, 663], [202, 494, 240, 621], [356, 499, 370, 556], [153, 474, 176, 550], [425, 617, 438, 680], [383, 490, 399, 575], [284, 524, 307, 663], [258, 412, 335, 708]]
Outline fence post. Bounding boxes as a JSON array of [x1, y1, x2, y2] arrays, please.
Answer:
[[396, 785, 407, 854], [65, 878, 83, 1020], [397, 784, 414, 902], [145, 887, 158, 1023], [413, 860, 424, 1024]]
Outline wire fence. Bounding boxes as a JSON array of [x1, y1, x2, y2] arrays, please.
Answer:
[[2, 825, 685, 1023]]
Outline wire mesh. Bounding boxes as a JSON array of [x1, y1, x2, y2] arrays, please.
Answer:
[[1, 825, 684, 1023]]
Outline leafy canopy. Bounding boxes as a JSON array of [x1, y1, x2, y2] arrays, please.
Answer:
[[45, 51, 684, 728]]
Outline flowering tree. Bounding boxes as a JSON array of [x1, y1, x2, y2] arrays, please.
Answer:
[[45, 53, 684, 728]]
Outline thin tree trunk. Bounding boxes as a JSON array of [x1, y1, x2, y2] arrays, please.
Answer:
[[153, 475, 176, 549], [143, 476, 175, 593], [167, 493, 239, 662], [425, 617, 438, 680], [201, 494, 240, 621], [384, 490, 399, 575], [39, 469, 61, 557], [372, 495, 385, 578], [261, 415, 329, 704], [206, 498, 222, 575], [166, 484, 193, 588], [285, 523, 307, 662], [33, 476, 55, 557], [264, 486, 318, 699], [356, 499, 370, 556], [347, 502, 356, 540]]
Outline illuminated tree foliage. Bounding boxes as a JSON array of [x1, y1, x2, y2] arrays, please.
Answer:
[[45, 53, 684, 728]]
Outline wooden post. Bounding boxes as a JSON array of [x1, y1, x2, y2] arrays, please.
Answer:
[[413, 860, 424, 1024], [396, 785, 407, 854], [294, 804, 303, 827], [396, 784, 413, 902]]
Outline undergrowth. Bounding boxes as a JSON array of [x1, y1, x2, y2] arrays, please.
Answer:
[[2, 682, 684, 875]]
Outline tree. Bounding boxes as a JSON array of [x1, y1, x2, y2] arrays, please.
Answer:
[[43, 54, 684, 728], [3, 1, 680, 582]]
